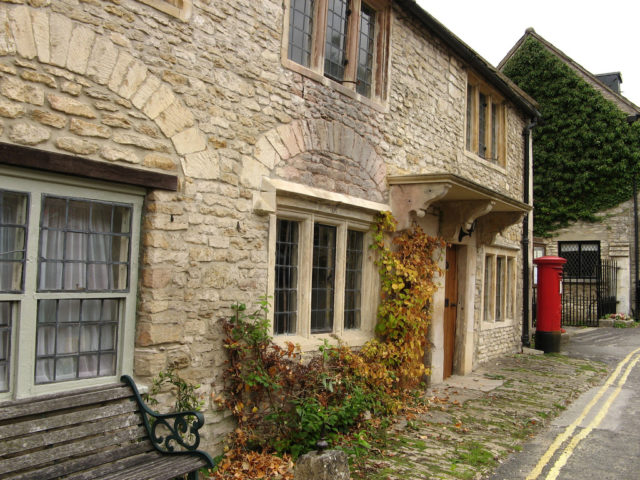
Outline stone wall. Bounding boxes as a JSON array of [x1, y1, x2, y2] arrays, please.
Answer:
[[0, 0, 529, 453], [476, 324, 522, 365], [542, 198, 632, 314]]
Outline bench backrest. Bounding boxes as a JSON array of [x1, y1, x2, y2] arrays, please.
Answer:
[[0, 383, 155, 479]]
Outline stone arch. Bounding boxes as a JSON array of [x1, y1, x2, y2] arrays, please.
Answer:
[[0, 3, 217, 181], [246, 118, 387, 203]]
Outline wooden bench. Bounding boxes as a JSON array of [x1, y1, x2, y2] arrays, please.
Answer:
[[0, 375, 215, 480]]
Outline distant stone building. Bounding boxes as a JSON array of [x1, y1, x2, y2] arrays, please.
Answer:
[[0, 0, 537, 453], [501, 29, 640, 321]]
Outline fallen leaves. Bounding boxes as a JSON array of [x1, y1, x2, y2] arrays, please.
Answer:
[[207, 449, 294, 480]]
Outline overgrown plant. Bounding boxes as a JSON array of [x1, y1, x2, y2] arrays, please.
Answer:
[[214, 212, 444, 477], [362, 211, 445, 389], [502, 37, 640, 236], [145, 366, 204, 413]]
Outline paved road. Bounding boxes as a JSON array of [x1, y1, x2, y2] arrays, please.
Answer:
[[489, 327, 640, 480]]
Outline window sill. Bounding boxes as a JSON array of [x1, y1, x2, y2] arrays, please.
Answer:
[[463, 150, 507, 173], [273, 330, 374, 353], [481, 318, 514, 331], [282, 59, 389, 114]]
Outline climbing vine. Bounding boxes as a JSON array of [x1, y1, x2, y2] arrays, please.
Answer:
[[211, 212, 444, 478], [501, 37, 640, 236]]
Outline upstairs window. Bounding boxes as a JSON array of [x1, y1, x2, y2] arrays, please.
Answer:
[[466, 74, 506, 165], [285, 0, 390, 100]]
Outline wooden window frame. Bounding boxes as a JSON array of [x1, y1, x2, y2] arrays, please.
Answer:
[[466, 73, 506, 165], [282, 0, 391, 104], [483, 250, 517, 324]]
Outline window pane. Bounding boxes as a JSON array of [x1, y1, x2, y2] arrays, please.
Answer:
[[324, 0, 348, 82], [507, 258, 515, 318], [484, 256, 493, 321], [311, 224, 336, 333], [559, 241, 600, 278], [275, 220, 298, 335], [39, 197, 132, 292], [478, 93, 487, 158], [491, 102, 500, 162], [466, 84, 474, 151], [288, 0, 314, 67], [356, 4, 375, 97], [496, 257, 505, 322], [0, 191, 28, 293], [344, 230, 363, 329], [0, 302, 13, 392], [35, 298, 120, 384]]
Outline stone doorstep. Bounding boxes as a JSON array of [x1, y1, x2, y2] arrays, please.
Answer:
[[436, 371, 505, 393]]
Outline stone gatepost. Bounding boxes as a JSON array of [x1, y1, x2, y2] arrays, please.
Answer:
[[294, 449, 350, 480]]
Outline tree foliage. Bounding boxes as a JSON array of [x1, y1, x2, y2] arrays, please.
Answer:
[[501, 37, 640, 235]]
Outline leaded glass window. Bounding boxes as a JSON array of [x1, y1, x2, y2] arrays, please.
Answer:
[[324, 0, 348, 82], [38, 197, 131, 292], [0, 191, 28, 293], [496, 256, 505, 322], [35, 298, 119, 384], [311, 224, 336, 333], [275, 220, 299, 335], [288, 0, 314, 67], [344, 230, 363, 329], [0, 302, 12, 392], [478, 92, 487, 158], [356, 4, 375, 96]]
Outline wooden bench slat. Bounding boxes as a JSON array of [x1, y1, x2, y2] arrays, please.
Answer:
[[4, 441, 154, 480], [0, 385, 131, 421], [0, 377, 212, 480], [92, 453, 208, 480], [0, 399, 138, 441], [61, 451, 207, 480], [0, 424, 148, 476], [1, 411, 142, 457]]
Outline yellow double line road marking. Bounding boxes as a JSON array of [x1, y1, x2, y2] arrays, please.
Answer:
[[526, 347, 640, 480]]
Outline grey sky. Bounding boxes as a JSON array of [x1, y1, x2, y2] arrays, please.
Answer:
[[417, 1, 640, 107]]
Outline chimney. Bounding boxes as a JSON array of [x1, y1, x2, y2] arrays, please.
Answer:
[[596, 72, 622, 94]]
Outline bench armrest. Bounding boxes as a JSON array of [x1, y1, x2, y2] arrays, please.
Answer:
[[121, 375, 215, 468]]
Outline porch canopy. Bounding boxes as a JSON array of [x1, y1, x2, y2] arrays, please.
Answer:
[[388, 173, 531, 244]]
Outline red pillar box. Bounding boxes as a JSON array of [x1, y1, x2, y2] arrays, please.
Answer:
[[533, 256, 567, 353]]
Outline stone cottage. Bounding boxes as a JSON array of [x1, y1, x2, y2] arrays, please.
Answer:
[[0, 0, 538, 453], [500, 29, 640, 323]]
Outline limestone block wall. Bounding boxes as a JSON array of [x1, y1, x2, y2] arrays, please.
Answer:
[[475, 324, 522, 365], [0, 0, 530, 453], [542, 198, 633, 315]]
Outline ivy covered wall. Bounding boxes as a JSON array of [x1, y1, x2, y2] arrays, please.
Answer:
[[501, 37, 640, 236]]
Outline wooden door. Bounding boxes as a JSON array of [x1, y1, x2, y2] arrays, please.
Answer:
[[443, 246, 458, 379]]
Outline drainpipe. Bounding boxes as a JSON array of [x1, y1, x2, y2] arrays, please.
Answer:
[[627, 114, 640, 319], [522, 119, 537, 347]]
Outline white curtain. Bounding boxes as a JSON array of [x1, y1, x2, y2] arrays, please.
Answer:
[[36, 198, 121, 383], [0, 192, 27, 292]]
